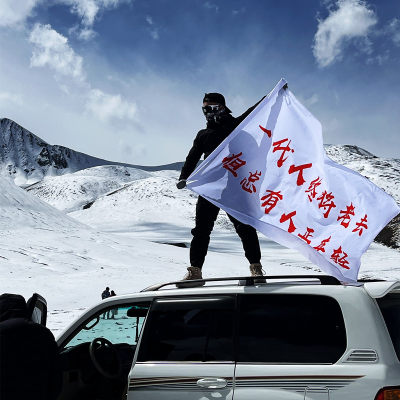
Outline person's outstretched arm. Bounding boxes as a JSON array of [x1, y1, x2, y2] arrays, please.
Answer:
[[177, 132, 204, 186], [235, 95, 266, 125]]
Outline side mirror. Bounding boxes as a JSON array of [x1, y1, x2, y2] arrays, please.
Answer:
[[127, 304, 149, 318], [26, 293, 47, 326]]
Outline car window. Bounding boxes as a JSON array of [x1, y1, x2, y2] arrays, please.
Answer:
[[137, 296, 235, 362], [237, 294, 346, 364], [63, 303, 150, 349], [377, 293, 400, 361]]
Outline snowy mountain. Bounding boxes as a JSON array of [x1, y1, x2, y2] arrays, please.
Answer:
[[325, 145, 400, 204], [324, 145, 400, 249], [0, 118, 183, 186], [70, 173, 200, 235], [0, 175, 82, 231], [25, 144, 397, 249], [25, 165, 152, 213], [0, 118, 120, 185]]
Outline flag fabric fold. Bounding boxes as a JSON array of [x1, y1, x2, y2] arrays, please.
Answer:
[[187, 78, 400, 283]]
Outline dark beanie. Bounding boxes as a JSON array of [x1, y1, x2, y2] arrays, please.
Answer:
[[203, 93, 232, 113]]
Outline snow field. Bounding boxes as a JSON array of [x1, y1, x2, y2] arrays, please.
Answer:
[[1, 146, 400, 335]]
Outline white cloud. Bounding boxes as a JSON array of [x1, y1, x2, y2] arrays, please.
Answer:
[[367, 51, 389, 66], [78, 27, 97, 40], [67, 0, 99, 26], [0, 92, 23, 105], [0, 0, 40, 28], [145, 15, 159, 40], [387, 18, 400, 46], [29, 23, 85, 81], [232, 7, 246, 16], [58, 0, 133, 40], [305, 93, 319, 107], [204, 1, 219, 13], [86, 89, 137, 122], [28, 24, 137, 124], [68, 24, 97, 41], [313, 0, 377, 67], [62, 0, 131, 27], [149, 29, 159, 40], [0, 0, 132, 40]]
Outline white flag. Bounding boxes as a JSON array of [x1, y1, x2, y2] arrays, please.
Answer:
[[187, 79, 400, 283]]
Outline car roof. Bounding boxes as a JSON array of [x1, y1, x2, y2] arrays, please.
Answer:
[[140, 274, 343, 292], [140, 275, 400, 298], [363, 280, 400, 298]]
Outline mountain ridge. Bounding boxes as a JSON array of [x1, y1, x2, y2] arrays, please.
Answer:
[[0, 118, 183, 185]]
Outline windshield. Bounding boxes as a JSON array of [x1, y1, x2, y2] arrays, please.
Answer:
[[377, 293, 400, 361], [63, 303, 150, 349]]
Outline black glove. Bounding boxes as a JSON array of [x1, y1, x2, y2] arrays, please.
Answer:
[[176, 179, 187, 189]]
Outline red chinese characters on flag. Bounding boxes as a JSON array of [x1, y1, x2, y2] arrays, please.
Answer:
[[259, 125, 272, 137], [331, 246, 350, 269], [222, 152, 246, 177], [272, 138, 294, 168], [305, 177, 322, 202], [352, 214, 368, 236], [317, 190, 337, 218], [280, 211, 297, 233], [240, 171, 262, 193], [298, 227, 314, 245], [313, 236, 331, 253], [288, 163, 313, 186], [260, 190, 283, 214], [337, 203, 355, 228]]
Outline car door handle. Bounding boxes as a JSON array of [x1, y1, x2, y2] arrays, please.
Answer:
[[197, 377, 227, 389], [304, 386, 330, 399]]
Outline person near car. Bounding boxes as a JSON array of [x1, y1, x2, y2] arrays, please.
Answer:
[[110, 290, 117, 319], [101, 286, 111, 319], [176, 92, 265, 285], [101, 287, 111, 300], [0, 293, 62, 400]]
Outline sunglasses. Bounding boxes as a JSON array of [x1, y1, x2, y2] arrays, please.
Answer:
[[202, 104, 223, 114]]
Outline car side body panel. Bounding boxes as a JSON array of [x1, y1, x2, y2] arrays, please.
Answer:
[[128, 363, 235, 400], [55, 280, 400, 400]]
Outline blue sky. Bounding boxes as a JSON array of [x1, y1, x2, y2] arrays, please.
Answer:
[[0, 0, 399, 165]]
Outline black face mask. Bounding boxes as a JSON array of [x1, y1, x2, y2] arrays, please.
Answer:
[[202, 104, 226, 123]]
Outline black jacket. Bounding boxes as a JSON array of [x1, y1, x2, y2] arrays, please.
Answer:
[[179, 99, 263, 180], [0, 294, 62, 400]]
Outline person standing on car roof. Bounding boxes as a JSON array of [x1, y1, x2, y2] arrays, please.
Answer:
[[0, 293, 62, 400], [176, 92, 265, 286]]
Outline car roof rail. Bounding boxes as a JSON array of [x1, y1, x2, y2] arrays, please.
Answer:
[[141, 275, 342, 292]]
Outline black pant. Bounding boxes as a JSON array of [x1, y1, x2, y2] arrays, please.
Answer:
[[190, 196, 261, 268]]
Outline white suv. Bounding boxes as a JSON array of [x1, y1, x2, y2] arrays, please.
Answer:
[[51, 275, 400, 400]]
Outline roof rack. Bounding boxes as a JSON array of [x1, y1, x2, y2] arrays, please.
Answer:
[[141, 275, 342, 292]]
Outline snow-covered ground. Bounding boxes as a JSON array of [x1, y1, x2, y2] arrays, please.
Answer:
[[1, 162, 400, 337]]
